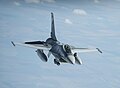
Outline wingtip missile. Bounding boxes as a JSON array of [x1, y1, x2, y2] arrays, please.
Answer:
[[96, 48, 102, 53], [11, 41, 15, 46]]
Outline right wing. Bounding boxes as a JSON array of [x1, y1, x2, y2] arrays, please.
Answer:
[[11, 41, 51, 51], [71, 47, 102, 54]]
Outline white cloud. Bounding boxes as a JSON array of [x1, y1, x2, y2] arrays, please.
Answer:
[[116, 0, 120, 1], [25, 0, 55, 4], [73, 9, 87, 16], [14, 1, 21, 6], [25, 0, 40, 3], [43, 0, 55, 3], [61, 6, 69, 10], [64, 19, 73, 24], [97, 17, 103, 20], [94, 0, 100, 3]]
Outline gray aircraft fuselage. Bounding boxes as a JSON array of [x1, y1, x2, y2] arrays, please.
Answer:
[[45, 37, 75, 65]]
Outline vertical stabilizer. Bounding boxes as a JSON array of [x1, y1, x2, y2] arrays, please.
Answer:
[[51, 12, 57, 41]]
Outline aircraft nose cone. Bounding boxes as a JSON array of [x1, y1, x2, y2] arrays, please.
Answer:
[[67, 55, 75, 64]]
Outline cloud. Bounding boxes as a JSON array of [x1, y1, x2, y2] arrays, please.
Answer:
[[81, 29, 119, 37], [94, 0, 100, 3], [116, 0, 120, 1], [24, 0, 55, 4], [64, 19, 73, 24], [73, 9, 87, 16], [14, 1, 21, 6], [25, 0, 40, 3], [97, 17, 103, 20], [43, 0, 55, 3]]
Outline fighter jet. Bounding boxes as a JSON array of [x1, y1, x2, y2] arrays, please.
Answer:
[[11, 12, 102, 66]]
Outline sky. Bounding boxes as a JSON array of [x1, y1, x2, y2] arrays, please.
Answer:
[[0, 0, 120, 88]]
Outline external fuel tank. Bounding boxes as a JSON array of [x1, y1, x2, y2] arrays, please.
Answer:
[[36, 49, 48, 62]]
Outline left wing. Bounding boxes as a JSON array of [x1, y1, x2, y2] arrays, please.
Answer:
[[11, 41, 51, 51], [71, 47, 102, 53]]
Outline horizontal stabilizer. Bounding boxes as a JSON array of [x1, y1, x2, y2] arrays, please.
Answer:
[[24, 41, 45, 44]]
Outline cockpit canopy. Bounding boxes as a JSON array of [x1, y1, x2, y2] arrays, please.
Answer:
[[63, 44, 72, 54]]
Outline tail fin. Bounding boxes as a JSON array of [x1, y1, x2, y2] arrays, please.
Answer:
[[51, 12, 57, 41]]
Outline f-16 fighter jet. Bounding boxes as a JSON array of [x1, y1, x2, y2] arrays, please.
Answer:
[[11, 13, 102, 66]]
